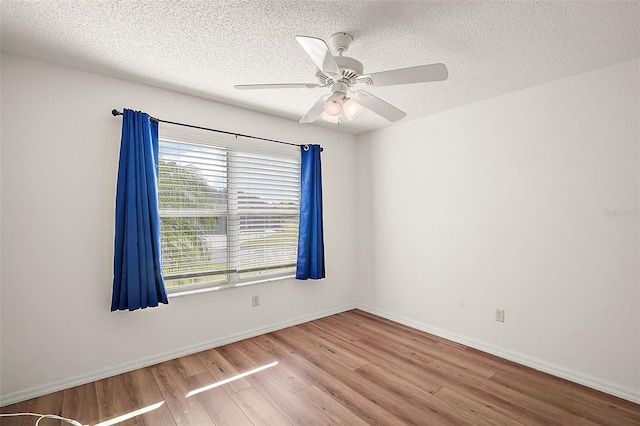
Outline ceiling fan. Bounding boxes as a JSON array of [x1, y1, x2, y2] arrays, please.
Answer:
[[235, 32, 448, 124]]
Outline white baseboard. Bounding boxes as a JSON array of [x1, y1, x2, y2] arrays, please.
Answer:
[[0, 304, 356, 407], [356, 304, 640, 404]]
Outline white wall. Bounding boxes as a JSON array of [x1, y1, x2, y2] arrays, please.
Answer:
[[356, 58, 640, 402], [0, 54, 358, 404]]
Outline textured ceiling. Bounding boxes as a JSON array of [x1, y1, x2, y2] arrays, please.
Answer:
[[1, 1, 639, 135]]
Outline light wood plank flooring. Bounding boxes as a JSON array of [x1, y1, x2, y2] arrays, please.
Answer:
[[1, 309, 639, 425]]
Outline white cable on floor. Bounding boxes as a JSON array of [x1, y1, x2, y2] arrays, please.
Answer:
[[0, 412, 83, 426]]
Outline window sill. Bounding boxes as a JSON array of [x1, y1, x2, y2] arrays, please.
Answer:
[[167, 274, 296, 298]]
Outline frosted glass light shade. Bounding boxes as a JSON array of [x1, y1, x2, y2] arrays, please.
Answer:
[[321, 112, 340, 123], [323, 92, 345, 116], [343, 98, 363, 121]]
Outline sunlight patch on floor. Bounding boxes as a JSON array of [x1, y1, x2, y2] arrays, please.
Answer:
[[93, 401, 165, 426], [185, 361, 278, 397]]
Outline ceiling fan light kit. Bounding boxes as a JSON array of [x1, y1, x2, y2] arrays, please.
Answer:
[[235, 32, 448, 125]]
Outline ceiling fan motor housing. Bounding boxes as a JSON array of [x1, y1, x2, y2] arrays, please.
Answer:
[[317, 56, 364, 86], [335, 56, 364, 78]]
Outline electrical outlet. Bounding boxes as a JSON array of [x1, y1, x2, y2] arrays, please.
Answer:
[[495, 309, 505, 323], [252, 295, 260, 307]]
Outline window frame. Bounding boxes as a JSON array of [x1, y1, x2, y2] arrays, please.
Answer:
[[157, 126, 301, 295]]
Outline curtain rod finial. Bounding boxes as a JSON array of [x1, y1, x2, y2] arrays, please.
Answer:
[[112, 109, 122, 117]]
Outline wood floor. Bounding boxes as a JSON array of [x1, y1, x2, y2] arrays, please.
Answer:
[[1, 309, 639, 425]]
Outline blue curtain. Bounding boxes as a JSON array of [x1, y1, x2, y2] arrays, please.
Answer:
[[296, 144, 325, 280], [111, 109, 168, 311]]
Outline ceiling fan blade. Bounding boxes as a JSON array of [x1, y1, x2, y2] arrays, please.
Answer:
[[300, 95, 329, 123], [295, 36, 340, 77], [235, 83, 321, 90], [351, 90, 406, 122], [368, 63, 448, 87]]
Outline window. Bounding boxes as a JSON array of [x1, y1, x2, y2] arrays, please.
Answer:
[[157, 127, 300, 293]]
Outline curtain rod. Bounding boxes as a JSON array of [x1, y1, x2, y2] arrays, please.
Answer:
[[111, 109, 313, 149]]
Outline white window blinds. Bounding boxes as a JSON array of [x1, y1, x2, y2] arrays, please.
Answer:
[[157, 128, 300, 291]]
